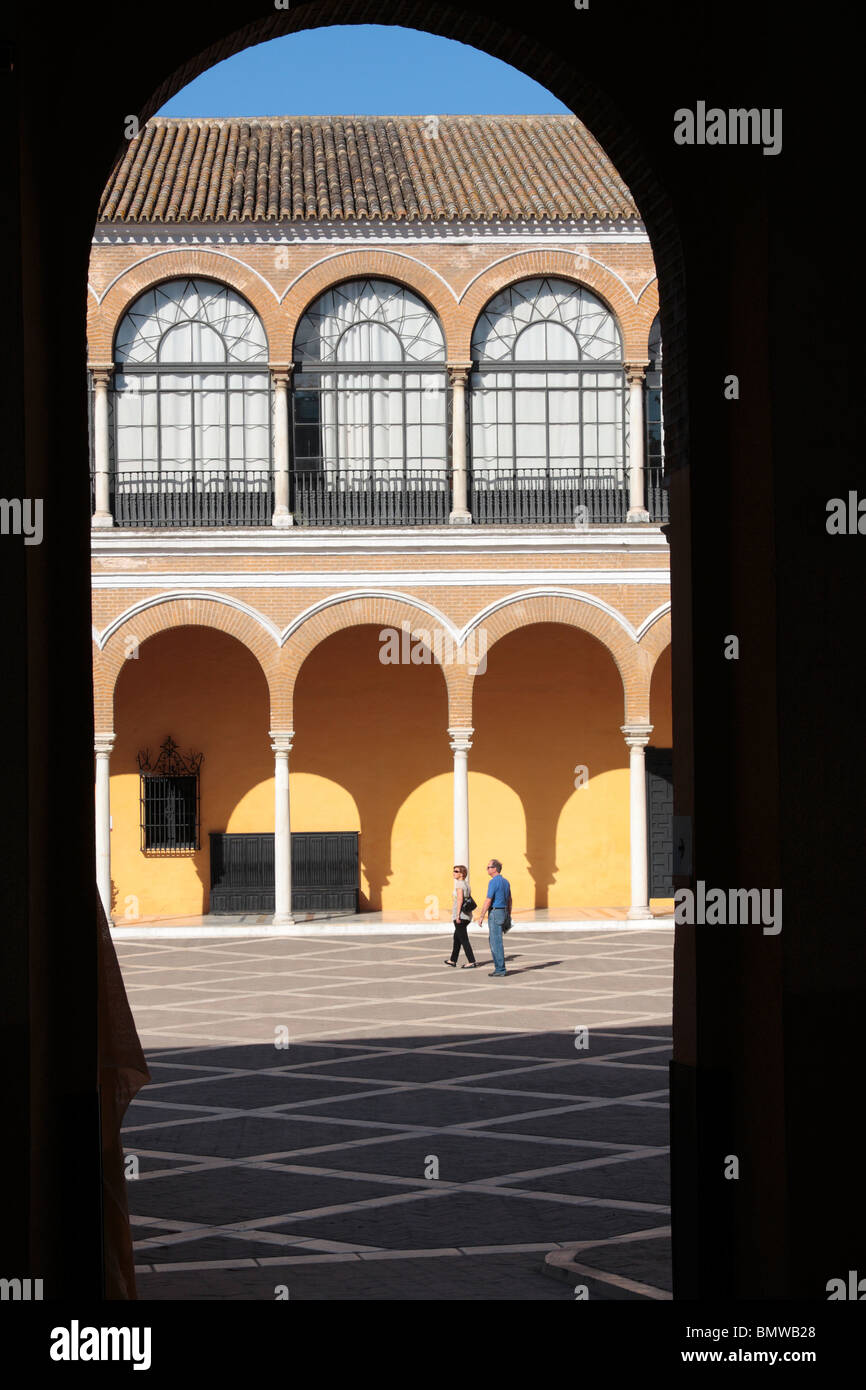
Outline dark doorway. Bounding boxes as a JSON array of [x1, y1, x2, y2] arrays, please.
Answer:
[[646, 746, 673, 897], [209, 831, 359, 914]]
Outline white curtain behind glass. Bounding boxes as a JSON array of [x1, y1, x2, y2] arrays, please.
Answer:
[[470, 278, 623, 479], [298, 283, 446, 479], [112, 279, 268, 479]]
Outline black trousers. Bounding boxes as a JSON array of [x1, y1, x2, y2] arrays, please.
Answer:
[[450, 918, 476, 964]]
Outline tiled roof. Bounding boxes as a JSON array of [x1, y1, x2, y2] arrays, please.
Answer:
[[99, 115, 637, 223]]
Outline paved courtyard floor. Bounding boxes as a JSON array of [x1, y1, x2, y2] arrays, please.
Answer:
[[117, 928, 673, 1300]]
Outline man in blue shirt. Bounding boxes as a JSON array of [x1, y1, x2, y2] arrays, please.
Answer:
[[476, 858, 512, 977]]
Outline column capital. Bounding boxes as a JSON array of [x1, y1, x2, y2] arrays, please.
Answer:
[[447, 362, 473, 387], [94, 732, 116, 756], [90, 363, 114, 386], [269, 729, 295, 754], [269, 363, 294, 386], [448, 726, 474, 753], [621, 723, 653, 748], [624, 360, 649, 384]]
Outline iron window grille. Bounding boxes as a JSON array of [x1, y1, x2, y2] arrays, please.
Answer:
[[645, 314, 667, 521], [138, 736, 203, 853], [291, 279, 448, 525], [469, 277, 627, 524], [106, 279, 273, 527]]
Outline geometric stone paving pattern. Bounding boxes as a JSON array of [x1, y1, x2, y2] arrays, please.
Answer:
[[117, 928, 673, 1300]]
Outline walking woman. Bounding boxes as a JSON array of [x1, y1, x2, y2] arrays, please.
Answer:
[[444, 865, 477, 968]]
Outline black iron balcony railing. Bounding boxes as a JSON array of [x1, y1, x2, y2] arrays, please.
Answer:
[[472, 468, 631, 525], [92, 470, 274, 527], [90, 465, 668, 527], [293, 468, 450, 527], [645, 465, 669, 524]]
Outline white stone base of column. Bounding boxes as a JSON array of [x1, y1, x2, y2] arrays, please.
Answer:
[[448, 509, 472, 525], [271, 911, 296, 925], [91, 510, 114, 528], [272, 508, 295, 527], [626, 904, 654, 919], [626, 507, 651, 523]]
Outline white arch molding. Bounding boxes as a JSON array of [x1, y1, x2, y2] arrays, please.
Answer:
[[93, 585, 660, 654], [94, 590, 282, 650]]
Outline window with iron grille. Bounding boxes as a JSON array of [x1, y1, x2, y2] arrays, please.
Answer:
[[292, 279, 447, 475], [646, 313, 663, 471], [108, 278, 273, 525], [470, 278, 626, 480], [138, 736, 203, 853]]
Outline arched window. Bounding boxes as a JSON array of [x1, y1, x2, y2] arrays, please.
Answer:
[[470, 278, 625, 521], [646, 313, 663, 470], [111, 279, 270, 523], [293, 279, 447, 524]]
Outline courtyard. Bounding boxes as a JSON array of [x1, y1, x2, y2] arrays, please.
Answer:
[[118, 927, 673, 1300]]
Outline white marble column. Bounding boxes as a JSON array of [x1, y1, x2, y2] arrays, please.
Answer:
[[449, 727, 473, 866], [448, 364, 472, 525], [270, 730, 295, 924], [91, 366, 114, 528], [94, 732, 115, 922], [271, 366, 294, 528], [625, 363, 651, 523], [622, 723, 653, 918]]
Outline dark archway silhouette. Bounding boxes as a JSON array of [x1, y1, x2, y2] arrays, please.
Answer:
[[3, 0, 860, 1308]]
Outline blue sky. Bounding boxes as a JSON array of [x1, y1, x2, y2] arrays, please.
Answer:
[[158, 26, 570, 117]]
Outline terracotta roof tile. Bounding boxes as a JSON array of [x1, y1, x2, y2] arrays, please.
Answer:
[[99, 115, 638, 224]]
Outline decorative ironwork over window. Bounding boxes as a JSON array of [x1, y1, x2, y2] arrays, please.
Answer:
[[292, 280, 448, 522], [138, 736, 203, 853], [108, 279, 272, 525], [469, 277, 626, 523]]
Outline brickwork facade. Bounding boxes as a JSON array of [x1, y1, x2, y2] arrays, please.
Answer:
[[88, 140, 671, 918]]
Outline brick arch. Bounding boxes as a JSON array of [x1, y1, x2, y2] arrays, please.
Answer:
[[87, 250, 285, 362], [284, 595, 461, 728], [92, 594, 283, 732], [460, 592, 651, 725], [283, 252, 459, 360], [457, 251, 654, 362], [639, 607, 672, 677]]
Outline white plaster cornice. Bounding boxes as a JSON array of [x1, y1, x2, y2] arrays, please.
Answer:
[[91, 568, 670, 590], [90, 526, 669, 559], [92, 217, 649, 247]]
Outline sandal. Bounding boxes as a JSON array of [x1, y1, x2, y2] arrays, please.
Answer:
[[443, 959, 457, 967], [461, 962, 477, 969]]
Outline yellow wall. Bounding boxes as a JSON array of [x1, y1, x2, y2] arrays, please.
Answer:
[[111, 626, 272, 919], [293, 625, 449, 910], [107, 622, 672, 919], [471, 623, 630, 908]]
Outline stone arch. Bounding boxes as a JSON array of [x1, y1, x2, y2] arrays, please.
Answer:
[[458, 251, 655, 363], [461, 591, 651, 725], [284, 594, 461, 728], [92, 593, 283, 732], [87, 250, 285, 362], [284, 252, 459, 361]]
